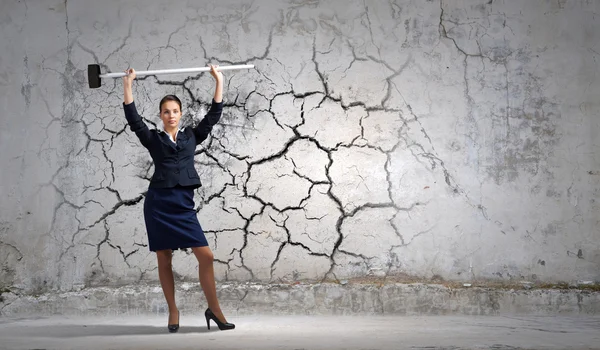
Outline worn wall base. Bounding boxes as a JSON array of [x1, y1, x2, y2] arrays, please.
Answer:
[[2, 281, 599, 316]]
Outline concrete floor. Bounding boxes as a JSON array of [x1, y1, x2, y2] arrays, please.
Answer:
[[0, 314, 599, 350]]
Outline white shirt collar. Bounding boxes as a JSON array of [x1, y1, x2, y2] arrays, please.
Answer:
[[158, 125, 185, 144]]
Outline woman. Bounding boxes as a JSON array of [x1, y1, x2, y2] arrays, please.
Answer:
[[122, 64, 234, 333]]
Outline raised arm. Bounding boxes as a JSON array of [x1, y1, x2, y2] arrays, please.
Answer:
[[122, 68, 152, 148], [193, 64, 224, 145]]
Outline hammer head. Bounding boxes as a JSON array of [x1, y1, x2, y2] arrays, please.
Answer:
[[88, 64, 101, 89]]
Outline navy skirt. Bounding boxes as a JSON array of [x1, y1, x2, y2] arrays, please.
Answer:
[[143, 185, 208, 252]]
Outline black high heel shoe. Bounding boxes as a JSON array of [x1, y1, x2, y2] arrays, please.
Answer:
[[205, 308, 235, 330], [168, 310, 180, 333]]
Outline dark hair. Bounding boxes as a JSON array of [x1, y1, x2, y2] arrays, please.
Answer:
[[159, 94, 182, 112]]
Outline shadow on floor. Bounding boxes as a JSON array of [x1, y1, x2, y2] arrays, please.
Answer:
[[19, 324, 216, 337]]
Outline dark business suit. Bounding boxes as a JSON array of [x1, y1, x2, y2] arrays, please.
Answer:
[[122, 99, 223, 252], [123, 99, 223, 189]]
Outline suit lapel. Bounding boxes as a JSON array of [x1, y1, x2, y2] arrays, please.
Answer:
[[157, 131, 177, 150], [176, 128, 190, 149], [157, 128, 189, 150]]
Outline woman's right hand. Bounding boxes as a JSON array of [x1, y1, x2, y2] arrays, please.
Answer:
[[123, 68, 136, 86], [123, 68, 136, 104]]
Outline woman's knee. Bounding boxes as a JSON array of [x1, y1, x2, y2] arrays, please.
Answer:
[[156, 250, 173, 268], [205, 250, 214, 263], [193, 247, 214, 265], [201, 250, 214, 265]]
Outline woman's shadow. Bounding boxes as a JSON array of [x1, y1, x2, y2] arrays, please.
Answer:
[[24, 324, 216, 338]]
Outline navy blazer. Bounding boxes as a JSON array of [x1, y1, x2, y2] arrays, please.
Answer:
[[123, 99, 223, 189]]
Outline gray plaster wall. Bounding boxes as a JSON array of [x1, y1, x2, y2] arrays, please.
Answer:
[[0, 0, 598, 295]]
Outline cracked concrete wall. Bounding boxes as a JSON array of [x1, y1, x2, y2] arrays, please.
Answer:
[[0, 0, 598, 295]]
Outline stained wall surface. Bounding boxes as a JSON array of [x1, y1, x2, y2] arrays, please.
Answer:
[[0, 0, 598, 294]]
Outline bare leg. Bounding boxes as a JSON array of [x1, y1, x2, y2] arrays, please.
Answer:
[[156, 249, 179, 325], [191, 246, 228, 322]]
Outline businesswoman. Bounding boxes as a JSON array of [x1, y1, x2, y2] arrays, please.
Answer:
[[122, 65, 234, 333]]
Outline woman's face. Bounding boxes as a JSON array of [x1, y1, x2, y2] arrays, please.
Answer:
[[160, 101, 181, 129]]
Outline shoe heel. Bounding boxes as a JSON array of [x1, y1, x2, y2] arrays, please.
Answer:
[[205, 307, 235, 331]]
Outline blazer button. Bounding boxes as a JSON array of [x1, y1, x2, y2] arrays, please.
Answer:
[[175, 170, 180, 174]]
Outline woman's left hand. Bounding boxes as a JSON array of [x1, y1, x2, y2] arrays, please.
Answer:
[[209, 64, 223, 83]]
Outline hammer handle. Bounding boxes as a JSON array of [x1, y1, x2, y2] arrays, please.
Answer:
[[100, 64, 254, 78]]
